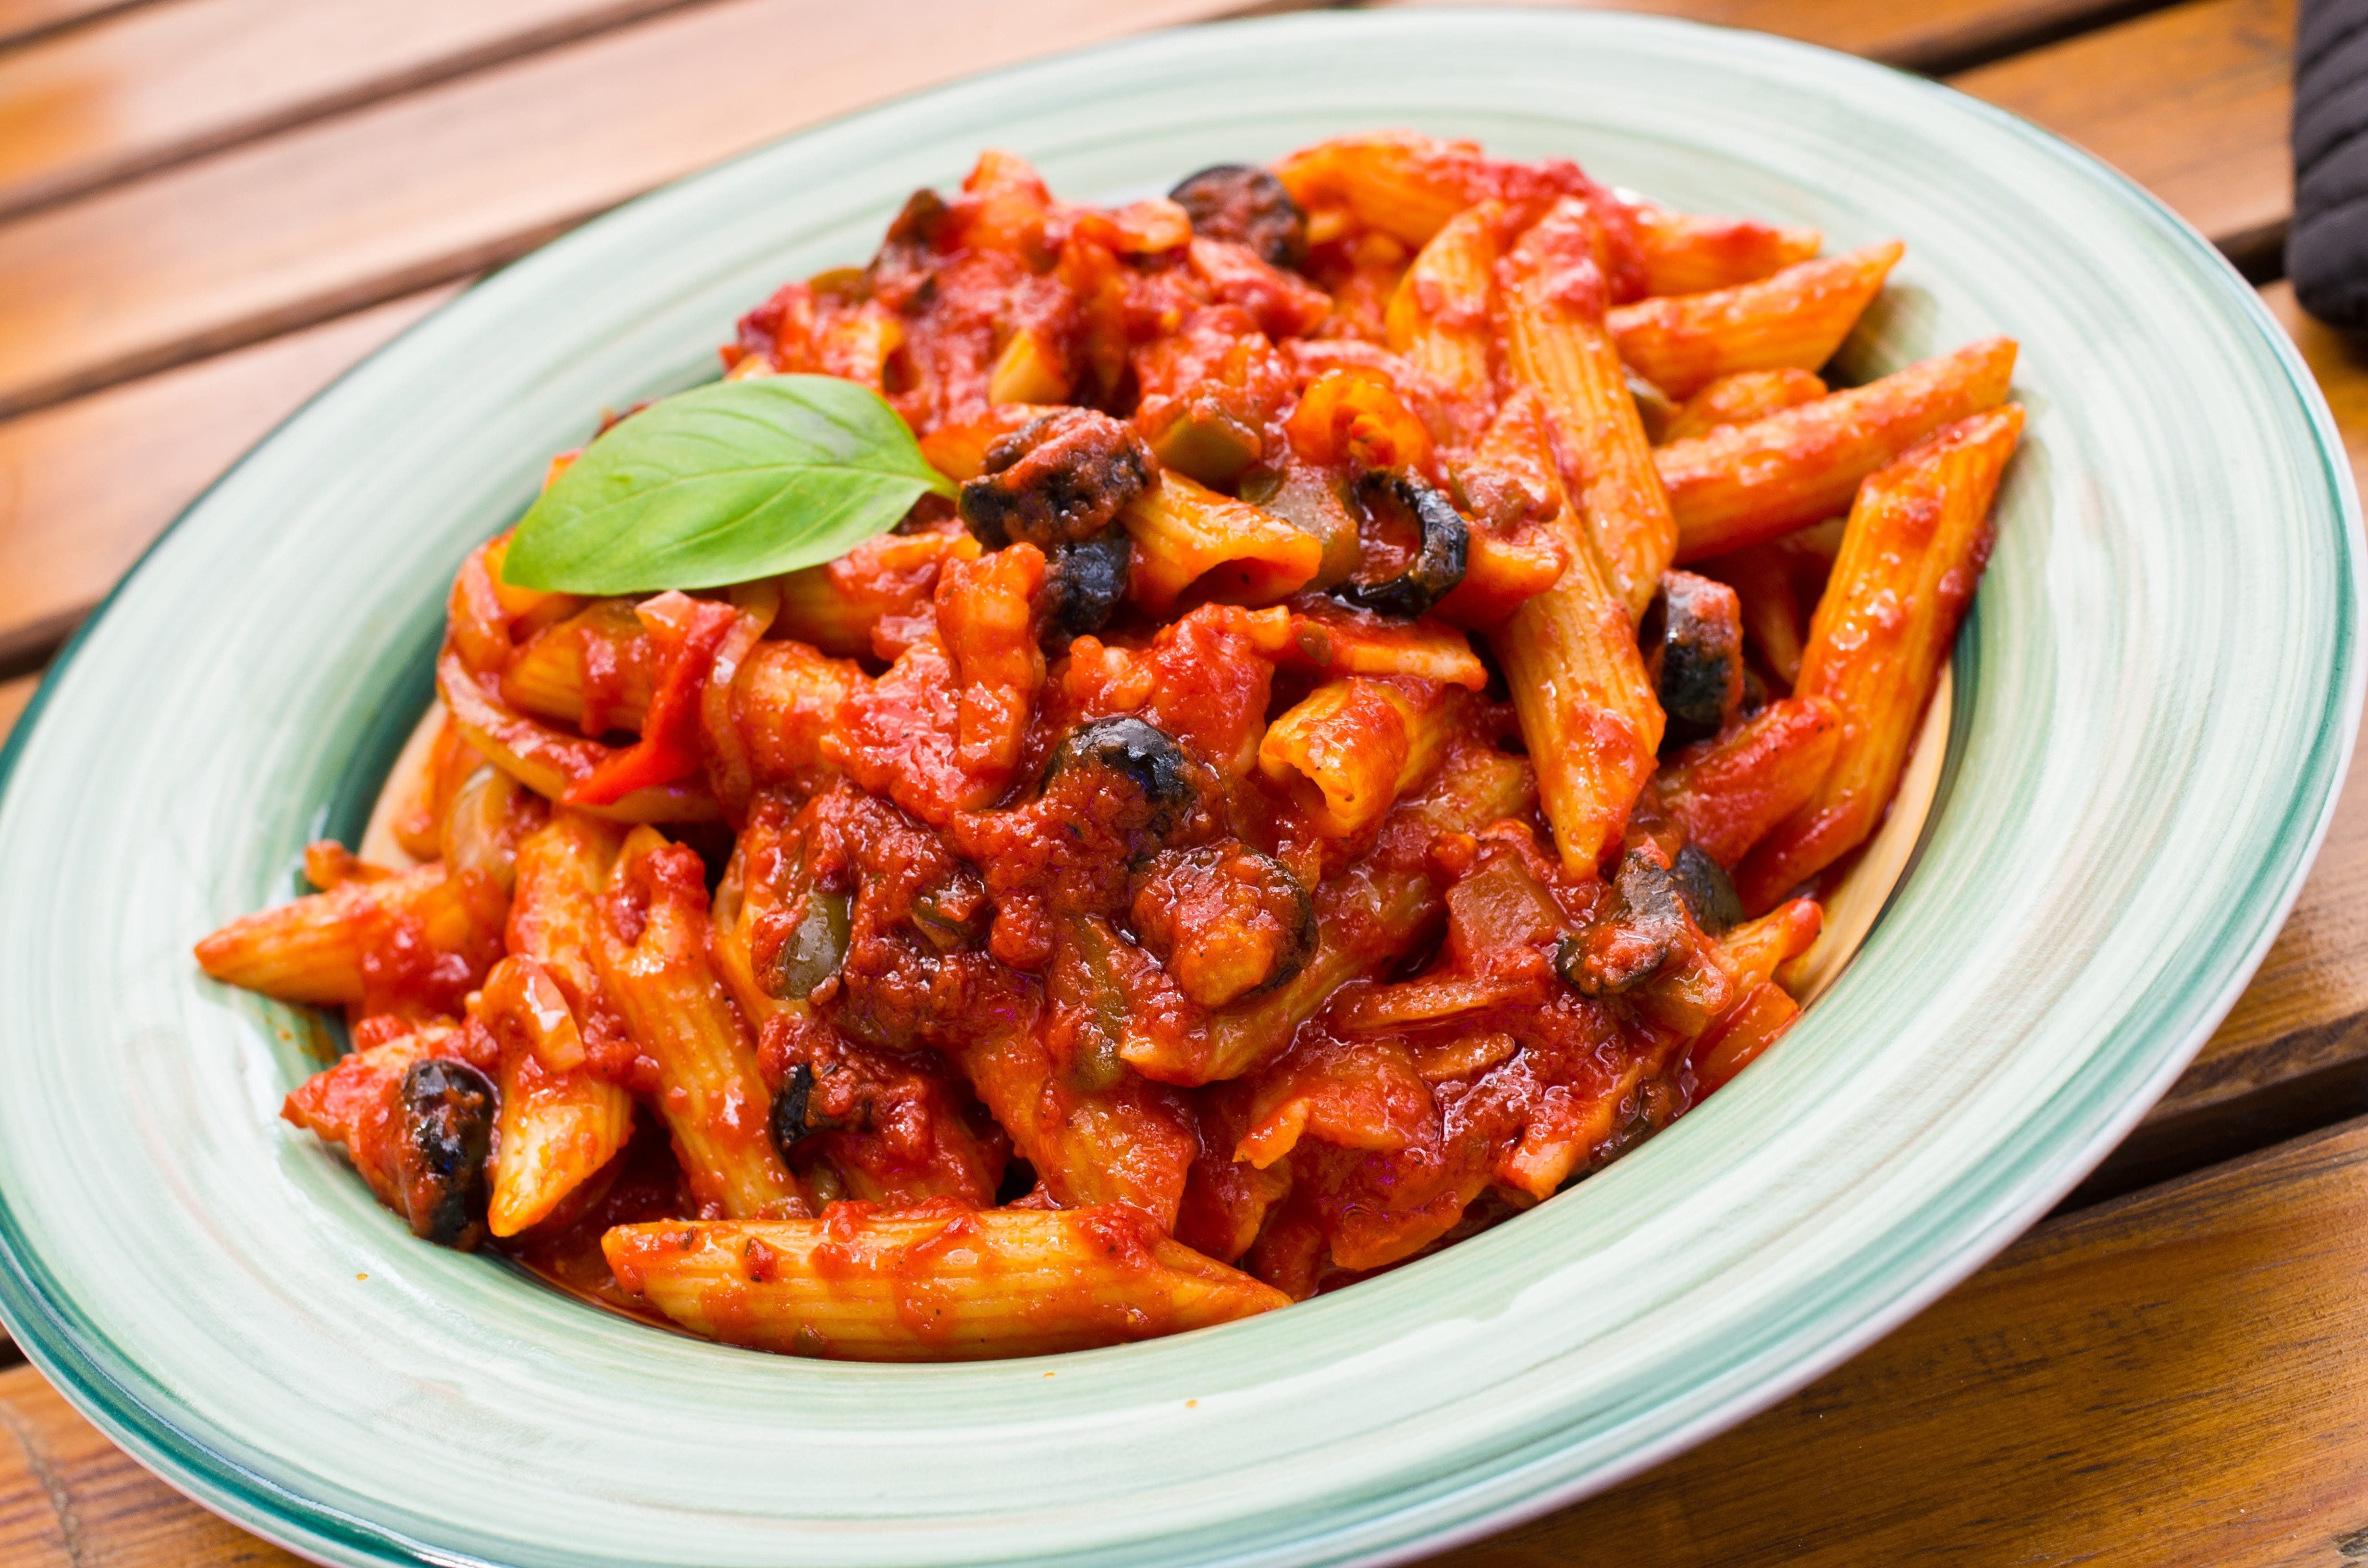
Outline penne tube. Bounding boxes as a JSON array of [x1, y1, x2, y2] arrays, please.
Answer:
[[1652, 696, 1842, 867], [487, 820, 638, 1234], [1660, 336, 2018, 564], [499, 599, 654, 735], [1608, 241, 1902, 398], [486, 1005, 633, 1238], [593, 827, 800, 1218], [1691, 981, 1801, 1094], [1133, 742, 1537, 1087], [438, 649, 718, 823], [1737, 406, 2023, 909], [196, 861, 505, 1007], [1661, 367, 1828, 445], [1716, 899, 1824, 994], [1283, 603, 1490, 689], [734, 639, 868, 787], [1258, 677, 1458, 837], [1274, 133, 1479, 249], [1626, 203, 1822, 297], [1384, 199, 1507, 408], [772, 530, 979, 658], [603, 1205, 1288, 1360], [1122, 472, 1324, 615], [1498, 199, 1677, 619], [1482, 393, 1665, 873]]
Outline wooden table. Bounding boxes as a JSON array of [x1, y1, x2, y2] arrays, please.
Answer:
[[0, 0, 2353, 1561]]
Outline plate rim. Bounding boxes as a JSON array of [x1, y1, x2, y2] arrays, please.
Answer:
[[0, 8, 2357, 1566]]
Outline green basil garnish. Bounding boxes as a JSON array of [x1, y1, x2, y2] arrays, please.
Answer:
[[499, 376, 956, 595]]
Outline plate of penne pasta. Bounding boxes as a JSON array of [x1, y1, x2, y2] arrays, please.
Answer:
[[0, 9, 2355, 1568]]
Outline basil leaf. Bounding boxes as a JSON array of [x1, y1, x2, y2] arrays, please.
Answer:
[[499, 376, 957, 595]]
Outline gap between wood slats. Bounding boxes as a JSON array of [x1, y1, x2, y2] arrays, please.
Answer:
[[0, 0, 737, 223], [0, 285, 458, 679], [1360, 0, 2180, 76]]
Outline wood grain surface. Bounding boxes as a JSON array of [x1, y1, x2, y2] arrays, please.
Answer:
[[0, 286, 457, 673], [1442, 1114, 2368, 1568], [0, 0, 1317, 422], [0, 0, 2293, 425], [0, 0, 713, 220], [1954, 0, 2297, 271], [0, 0, 149, 50], [1365, 0, 2165, 73]]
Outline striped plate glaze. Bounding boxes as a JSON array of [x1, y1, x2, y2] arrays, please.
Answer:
[[0, 11, 2356, 1568]]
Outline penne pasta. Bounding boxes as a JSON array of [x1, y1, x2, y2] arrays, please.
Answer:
[[1661, 336, 2019, 563], [1737, 406, 2023, 909], [1498, 198, 1678, 619], [1140, 742, 1538, 1087], [196, 859, 506, 1010], [1661, 367, 1829, 445], [1258, 677, 1459, 837], [771, 530, 979, 658], [1384, 199, 1507, 416], [1652, 696, 1843, 867], [592, 827, 801, 1218], [1483, 393, 1666, 873], [1121, 472, 1324, 614], [212, 135, 2016, 1354], [484, 816, 636, 1235], [1608, 241, 1903, 398], [1627, 202, 1822, 297], [604, 1204, 1288, 1360]]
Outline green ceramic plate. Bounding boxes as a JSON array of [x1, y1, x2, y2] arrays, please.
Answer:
[[0, 11, 2355, 1567]]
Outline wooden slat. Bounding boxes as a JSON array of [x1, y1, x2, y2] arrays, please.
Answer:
[[0, 286, 457, 672], [0, 0, 714, 221], [4, 1110, 2364, 1568], [1362, 0, 2158, 74], [0, 0, 1308, 422], [1951, 0, 2295, 270], [0, 1363, 304, 1568], [1440, 1113, 2368, 1568]]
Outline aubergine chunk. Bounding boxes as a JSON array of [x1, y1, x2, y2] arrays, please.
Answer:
[[394, 1059, 496, 1250], [1128, 842, 1317, 1008], [1332, 470, 1470, 619], [1039, 529, 1134, 652], [1556, 850, 1690, 997], [1644, 570, 1745, 749], [958, 408, 1155, 551], [1168, 164, 1309, 268]]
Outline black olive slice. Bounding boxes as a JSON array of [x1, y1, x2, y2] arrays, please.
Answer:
[[1332, 470, 1470, 619], [1671, 843, 1744, 934], [1644, 570, 1745, 750], [1167, 165, 1309, 268], [395, 1059, 496, 1250], [1042, 716, 1204, 842], [1039, 530, 1134, 651]]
